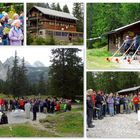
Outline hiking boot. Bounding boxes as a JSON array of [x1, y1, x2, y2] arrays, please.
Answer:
[[88, 124, 95, 128]]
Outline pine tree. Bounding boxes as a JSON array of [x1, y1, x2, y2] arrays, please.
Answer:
[[51, 3, 56, 10], [17, 57, 29, 96], [87, 72, 94, 90], [63, 4, 70, 13], [48, 48, 83, 99], [72, 3, 84, 32], [5, 66, 11, 94], [10, 51, 20, 97], [7, 51, 29, 97], [45, 3, 50, 9], [56, 3, 62, 11]]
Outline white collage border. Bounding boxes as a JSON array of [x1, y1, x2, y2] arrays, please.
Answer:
[[0, 0, 139, 140]]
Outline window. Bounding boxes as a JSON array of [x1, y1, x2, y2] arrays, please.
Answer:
[[55, 32, 61, 36], [56, 23, 59, 26], [49, 22, 55, 25], [62, 32, 68, 36]]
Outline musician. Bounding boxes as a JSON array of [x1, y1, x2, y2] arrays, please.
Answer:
[[123, 36, 133, 53], [133, 35, 140, 52]]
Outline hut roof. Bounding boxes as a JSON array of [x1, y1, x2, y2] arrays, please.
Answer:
[[31, 6, 77, 20], [106, 20, 140, 35], [117, 86, 140, 94]]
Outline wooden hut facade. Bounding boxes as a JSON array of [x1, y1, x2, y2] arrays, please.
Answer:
[[106, 21, 140, 53], [27, 6, 83, 40]]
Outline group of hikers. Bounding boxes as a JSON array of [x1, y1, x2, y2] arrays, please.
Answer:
[[123, 34, 140, 55], [87, 89, 140, 128], [0, 11, 24, 46], [0, 97, 72, 124]]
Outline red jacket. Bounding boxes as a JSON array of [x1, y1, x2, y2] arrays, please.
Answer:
[[56, 104, 60, 111], [91, 95, 96, 105], [0, 99, 4, 105], [19, 100, 24, 107], [133, 97, 139, 104]]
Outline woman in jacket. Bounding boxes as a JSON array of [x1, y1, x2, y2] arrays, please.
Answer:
[[107, 93, 114, 116], [9, 19, 23, 46]]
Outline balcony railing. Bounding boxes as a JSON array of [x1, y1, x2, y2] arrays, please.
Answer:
[[28, 16, 41, 20], [27, 25, 42, 30]]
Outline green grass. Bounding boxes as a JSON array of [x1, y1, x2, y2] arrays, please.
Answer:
[[87, 47, 119, 69], [40, 107, 83, 137], [87, 46, 112, 57], [0, 124, 58, 137]]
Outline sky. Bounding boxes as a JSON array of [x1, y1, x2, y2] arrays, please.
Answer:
[[59, 3, 73, 14], [0, 47, 83, 67]]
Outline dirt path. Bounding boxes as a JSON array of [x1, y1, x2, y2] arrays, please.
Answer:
[[7, 111, 47, 124], [6, 111, 55, 132], [87, 113, 140, 138]]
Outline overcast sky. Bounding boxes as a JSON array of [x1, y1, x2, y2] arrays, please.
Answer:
[[0, 48, 83, 66], [59, 3, 73, 14]]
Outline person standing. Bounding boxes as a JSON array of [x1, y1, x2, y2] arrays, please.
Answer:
[[9, 19, 23, 46], [0, 14, 4, 45], [123, 36, 133, 53], [1, 112, 8, 124], [133, 94, 139, 113], [19, 99, 24, 110], [101, 92, 106, 117], [107, 93, 114, 116], [133, 35, 140, 52], [96, 91, 103, 119], [91, 91, 97, 119], [114, 94, 120, 114], [87, 89, 95, 128], [120, 95, 125, 114], [25, 101, 31, 119], [50, 99, 56, 113], [56, 102, 61, 111], [124, 95, 131, 114], [32, 101, 38, 121], [47, 98, 51, 113]]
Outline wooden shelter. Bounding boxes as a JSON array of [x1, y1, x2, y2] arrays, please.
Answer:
[[106, 20, 140, 53], [117, 86, 140, 95]]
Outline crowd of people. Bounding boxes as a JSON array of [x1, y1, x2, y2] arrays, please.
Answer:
[[0, 11, 24, 46], [0, 97, 72, 124], [87, 89, 140, 128], [123, 35, 140, 54]]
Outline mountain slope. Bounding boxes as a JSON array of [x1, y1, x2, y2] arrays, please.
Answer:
[[0, 57, 49, 83]]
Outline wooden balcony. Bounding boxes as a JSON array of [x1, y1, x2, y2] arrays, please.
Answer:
[[27, 25, 42, 30], [28, 16, 42, 20]]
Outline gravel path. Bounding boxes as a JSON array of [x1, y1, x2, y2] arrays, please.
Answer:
[[87, 113, 140, 138], [119, 60, 140, 69], [5, 111, 47, 124]]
